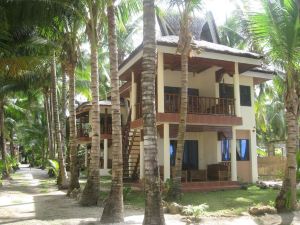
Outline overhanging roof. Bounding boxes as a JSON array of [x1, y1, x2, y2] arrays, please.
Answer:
[[118, 36, 263, 80]]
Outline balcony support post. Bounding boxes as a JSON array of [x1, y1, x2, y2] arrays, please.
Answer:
[[163, 123, 170, 181], [250, 129, 258, 182], [131, 72, 137, 120], [231, 127, 237, 181], [104, 139, 108, 170], [140, 140, 144, 179], [233, 62, 241, 116]]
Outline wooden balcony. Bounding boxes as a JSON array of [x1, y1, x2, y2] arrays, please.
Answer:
[[164, 94, 235, 116], [134, 94, 235, 120], [76, 118, 112, 139]]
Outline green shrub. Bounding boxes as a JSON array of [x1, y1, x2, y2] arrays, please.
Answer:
[[123, 185, 132, 201], [183, 204, 209, 219], [47, 159, 59, 178], [162, 178, 182, 200], [297, 152, 300, 181]]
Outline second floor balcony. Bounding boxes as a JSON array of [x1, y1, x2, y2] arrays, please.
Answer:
[[135, 94, 235, 119], [76, 114, 112, 139]]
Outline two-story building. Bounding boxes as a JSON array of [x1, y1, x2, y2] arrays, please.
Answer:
[[76, 13, 273, 190]]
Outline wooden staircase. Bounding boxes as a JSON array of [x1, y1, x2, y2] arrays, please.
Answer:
[[122, 111, 141, 181]]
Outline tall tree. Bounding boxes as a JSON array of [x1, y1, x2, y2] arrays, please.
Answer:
[[142, 0, 165, 224], [79, 0, 104, 206], [100, 0, 124, 222], [50, 53, 69, 189], [0, 97, 9, 179], [249, 0, 300, 211], [170, 0, 201, 200]]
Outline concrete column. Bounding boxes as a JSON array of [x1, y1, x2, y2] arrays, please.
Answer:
[[231, 128, 237, 181], [233, 62, 241, 117], [140, 141, 144, 179], [131, 72, 137, 120], [85, 145, 88, 167], [250, 129, 258, 182], [216, 141, 221, 162], [163, 123, 170, 181], [104, 139, 108, 169], [157, 52, 164, 113]]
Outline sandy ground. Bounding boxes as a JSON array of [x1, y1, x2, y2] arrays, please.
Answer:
[[0, 165, 300, 225]]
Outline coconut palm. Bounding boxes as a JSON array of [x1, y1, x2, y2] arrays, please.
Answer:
[[249, 0, 300, 211], [168, 0, 202, 200], [255, 76, 286, 155], [50, 54, 69, 189], [142, 0, 165, 224], [100, 0, 124, 222]]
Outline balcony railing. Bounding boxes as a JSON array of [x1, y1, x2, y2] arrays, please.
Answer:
[[164, 94, 235, 116], [76, 120, 112, 138]]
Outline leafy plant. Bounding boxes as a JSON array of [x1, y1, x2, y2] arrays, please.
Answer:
[[183, 204, 209, 219], [123, 185, 132, 201], [163, 178, 182, 200], [296, 151, 300, 181], [47, 159, 59, 178]]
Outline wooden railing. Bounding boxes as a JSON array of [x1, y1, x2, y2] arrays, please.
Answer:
[[164, 94, 235, 116], [77, 123, 89, 138], [76, 118, 112, 138]]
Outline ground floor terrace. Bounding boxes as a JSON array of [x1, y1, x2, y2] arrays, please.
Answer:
[[135, 123, 257, 185], [79, 122, 258, 191]]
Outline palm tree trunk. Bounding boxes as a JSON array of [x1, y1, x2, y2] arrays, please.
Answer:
[[173, 3, 192, 200], [100, 1, 124, 222], [275, 81, 298, 211], [80, 24, 101, 206], [173, 53, 189, 200], [51, 53, 69, 189], [9, 129, 14, 159], [142, 1, 165, 224], [267, 142, 275, 156], [50, 90, 56, 157], [67, 62, 80, 195], [44, 92, 54, 159], [61, 63, 67, 155], [0, 98, 9, 179]]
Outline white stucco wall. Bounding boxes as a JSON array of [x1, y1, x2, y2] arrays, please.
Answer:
[[164, 67, 218, 97]]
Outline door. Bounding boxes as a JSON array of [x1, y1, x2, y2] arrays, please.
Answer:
[[183, 140, 198, 170], [170, 140, 199, 170]]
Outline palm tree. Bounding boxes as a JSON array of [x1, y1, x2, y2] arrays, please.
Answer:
[[50, 54, 69, 189], [169, 0, 201, 200], [142, 0, 165, 224], [0, 97, 9, 178], [100, 0, 124, 222], [78, 0, 105, 206], [249, 0, 300, 211], [255, 76, 286, 155]]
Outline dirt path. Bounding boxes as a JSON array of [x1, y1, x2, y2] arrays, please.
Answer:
[[0, 165, 299, 225]]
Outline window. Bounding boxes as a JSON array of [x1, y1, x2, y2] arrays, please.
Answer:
[[221, 139, 231, 161], [219, 83, 234, 99], [169, 140, 198, 169], [240, 85, 251, 106], [164, 86, 180, 94], [170, 140, 177, 166], [188, 88, 199, 96], [236, 139, 250, 161]]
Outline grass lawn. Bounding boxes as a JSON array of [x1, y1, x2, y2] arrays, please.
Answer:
[[98, 181, 278, 216], [179, 186, 277, 216], [92, 177, 300, 216]]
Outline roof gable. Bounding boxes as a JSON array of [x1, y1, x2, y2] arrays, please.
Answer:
[[156, 11, 220, 44]]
